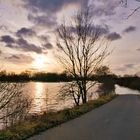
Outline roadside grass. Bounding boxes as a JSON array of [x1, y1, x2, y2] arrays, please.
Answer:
[[0, 94, 117, 140]]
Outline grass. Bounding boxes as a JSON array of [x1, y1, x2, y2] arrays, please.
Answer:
[[0, 94, 117, 140]]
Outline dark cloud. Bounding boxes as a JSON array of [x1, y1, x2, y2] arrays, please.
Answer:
[[23, 0, 121, 29], [24, 0, 87, 13], [28, 14, 57, 28], [123, 26, 136, 33], [94, 25, 110, 35], [24, 0, 88, 28], [24, 0, 119, 18], [39, 35, 54, 50], [69, 24, 110, 37], [1, 35, 15, 44], [0, 35, 43, 54], [39, 35, 50, 43], [43, 43, 53, 49], [16, 38, 42, 54], [107, 32, 121, 41], [90, 0, 121, 17], [16, 27, 36, 37], [5, 54, 34, 64]]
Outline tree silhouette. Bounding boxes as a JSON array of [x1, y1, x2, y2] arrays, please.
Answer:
[[57, 7, 109, 105]]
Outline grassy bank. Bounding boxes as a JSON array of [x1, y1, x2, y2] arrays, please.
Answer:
[[0, 94, 117, 140]]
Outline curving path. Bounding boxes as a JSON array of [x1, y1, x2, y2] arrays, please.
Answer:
[[28, 94, 140, 140]]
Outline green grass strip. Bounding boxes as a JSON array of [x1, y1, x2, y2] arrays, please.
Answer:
[[0, 94, 117, 140]]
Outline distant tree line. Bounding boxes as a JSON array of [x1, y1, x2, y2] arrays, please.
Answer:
[[32, 72, 73, 82], [0, 70, 140, 91], [0, 70, 73, 82], [116, 75, 140, 91], [93, 74, 140, 91]]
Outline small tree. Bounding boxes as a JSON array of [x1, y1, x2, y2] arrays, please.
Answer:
[[95, 66, 111, 76], [0, 83, 32, 128], [57, 7, 109, 105]]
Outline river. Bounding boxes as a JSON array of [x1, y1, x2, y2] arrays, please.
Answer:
[[0, 82, 140, 129], [23, 82, 140, 114]]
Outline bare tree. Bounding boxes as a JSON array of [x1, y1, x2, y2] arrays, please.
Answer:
[[0, 83, 32, 128], [56, 7, 109, 105]]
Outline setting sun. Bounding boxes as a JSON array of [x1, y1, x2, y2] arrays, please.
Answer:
[[32, 55, 46, 69]]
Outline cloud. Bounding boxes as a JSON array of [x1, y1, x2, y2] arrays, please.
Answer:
[[123, 26, 136, 33], [137, 48, 140, 51], [16, 27, 36, 37], [90, 0, 121, 17], [115, 63, 137, 73], [1, 35, 15, 44], [23, 0, 121, 28], [69, 24, 110, 37], [23, 0, 88, 28], [28, 14, 57, 28], [124, 63, 135, 68], [39, 35, 50, 43], [43, 43, 53, 49], [23, 0, 119, 28], [0, 25, 13, 33], [23, 0, 87, 13], [0, 25, 8, 31], [8, 55, 20, 59], [94, 25, 110, 35], [107, 32, 121, 41], [23, 0, 119, 17], [115, 67, 126, 72], [0, 35, 43, 54], [5, 54, 34, 64], [16, 38, 42, 54]]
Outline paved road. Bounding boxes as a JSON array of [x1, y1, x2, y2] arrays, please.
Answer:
[[29, 95, 140, 140]]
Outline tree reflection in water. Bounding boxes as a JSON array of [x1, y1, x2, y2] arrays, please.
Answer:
[[97, 82, 116, 97]]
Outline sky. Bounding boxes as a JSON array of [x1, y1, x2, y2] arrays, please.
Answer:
[[0, 0, 140, 75]]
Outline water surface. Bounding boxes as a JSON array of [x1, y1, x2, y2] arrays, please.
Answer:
[[24, 82, 140, 114]]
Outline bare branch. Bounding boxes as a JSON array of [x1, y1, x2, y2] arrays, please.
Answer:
[[56, 7, 110, 105]]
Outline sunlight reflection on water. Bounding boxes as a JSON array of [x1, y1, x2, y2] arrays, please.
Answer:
[[25, 82, 99, 114], [33, 82, 46, 113], [25, 82, 74, 114], [24, 82, 140, 114]]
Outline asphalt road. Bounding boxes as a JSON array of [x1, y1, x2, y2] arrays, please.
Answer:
[[29, 95, 140, 140]]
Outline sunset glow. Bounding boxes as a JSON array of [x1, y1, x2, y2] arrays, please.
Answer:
[[32, 55, 46, 69], [0, 0, 140, 75]]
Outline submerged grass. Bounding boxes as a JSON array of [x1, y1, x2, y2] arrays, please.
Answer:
[[0, 94, 117, 140]]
